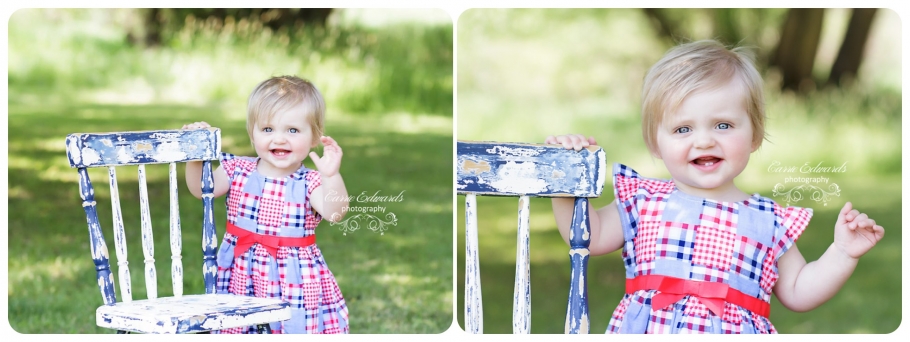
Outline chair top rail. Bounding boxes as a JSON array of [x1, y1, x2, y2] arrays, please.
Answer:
[[456, 140, 606, 198], [66, 128, 221, 168]]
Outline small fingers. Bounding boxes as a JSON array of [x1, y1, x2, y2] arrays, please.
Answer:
[[545, 134, 591, 151], [849, 213, 869, 230], [182, 121, 210, 130]]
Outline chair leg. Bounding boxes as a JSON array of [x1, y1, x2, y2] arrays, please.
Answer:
[[256, 323, 273, 334]]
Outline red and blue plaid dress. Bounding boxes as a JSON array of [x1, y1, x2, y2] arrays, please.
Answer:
[[606, 164, 812, 334], [214, 152, 349, 334]]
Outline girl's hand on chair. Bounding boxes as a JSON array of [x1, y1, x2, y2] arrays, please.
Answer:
[[833, 201, 885, 260], [309, 136, 343, 178], [544, 134, 597, 151], [182, 121, 211, 130]]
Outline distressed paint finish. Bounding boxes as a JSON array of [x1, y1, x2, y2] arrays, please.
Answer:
[[65, 128, 220, 168], [78, 167, 117, 305], [201, 160, 218, 293], [457, 139, 606, 334], [169, 163, 184, 297], [456, 141, 605, 198], [513, 196, 531, 334], [564, 197, 591, 334], [67, 128, 291, 333], [108, 167, 132, 303], [137, 164, 159, 300], [96, 294, 290, 334], [464, 194, 483, 334]]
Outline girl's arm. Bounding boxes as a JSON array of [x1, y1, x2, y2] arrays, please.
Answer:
[[773, 202, 884, 312], [551, 197, 624, 256], [184, 161, 229, 199], [182, 122, 229, 199], [546, 134, 624, 256], [308, 136, 349, 222]]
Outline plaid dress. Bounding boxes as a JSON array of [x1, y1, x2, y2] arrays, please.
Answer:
[[214, 152, 349, 334], [606, 163, 812, 334]]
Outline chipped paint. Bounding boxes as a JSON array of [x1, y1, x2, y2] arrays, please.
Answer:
[[461, 159, 491, 174], [116, 146, 134, 164], [108, 167, 133, 303], [134, 142, 153, 152], [456, 141, 605, 197], [464, 194, 483, 334], [65, 129, 221, 168], [66, 128, 291, 333], [66, 136, 82, 165], [169, 163, 184, 297], [457, 140, 603, 334], [96, 294, 290, 333], [82, 147, 102, 165], [513, 196, 531, 334], [137, 165, 159, 300], [201, 161, 218, 293], [156, 141, 189, 163], [486, 145, 540, 158]]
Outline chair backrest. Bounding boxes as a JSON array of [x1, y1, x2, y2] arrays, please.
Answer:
[[65, 128, 221, 305], [456, 140, 606, 334]]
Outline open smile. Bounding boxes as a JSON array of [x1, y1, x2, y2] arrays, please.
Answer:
[[271, 149, 292, 157], [690, 156, 723, 171]]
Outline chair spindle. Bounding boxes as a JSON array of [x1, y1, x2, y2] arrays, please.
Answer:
[[137, 164, 158, 299], [108, 166, 132, 303]]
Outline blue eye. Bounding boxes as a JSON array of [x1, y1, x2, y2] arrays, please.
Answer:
[[263, 127, 272, 132], [289, 128, 299, 133], [675, 127, 691, 134], [717, 123, 731, 130]]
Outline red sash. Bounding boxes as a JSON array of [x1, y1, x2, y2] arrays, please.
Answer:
[[626, 275, 770, 318], [227, 222, 316, 258]]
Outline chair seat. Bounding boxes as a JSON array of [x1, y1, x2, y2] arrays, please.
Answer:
[[96, 294, 291, 334]]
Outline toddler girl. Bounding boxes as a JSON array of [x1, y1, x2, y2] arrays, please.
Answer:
[[184, 75, 349, 334], [546, 40, 884, 333]]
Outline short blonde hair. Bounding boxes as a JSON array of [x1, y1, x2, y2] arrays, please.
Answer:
[[641, 40, 766, 155], [246, 75, 325, 145]]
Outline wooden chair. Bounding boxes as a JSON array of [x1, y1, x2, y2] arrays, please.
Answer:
[[65, 128, 291, 334], [457, 141, 606, 334]]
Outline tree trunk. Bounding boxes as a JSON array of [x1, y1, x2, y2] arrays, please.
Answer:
[[771, 8, 825, 92], [643, 8, 683, 45], [827, 8, 878, 87]]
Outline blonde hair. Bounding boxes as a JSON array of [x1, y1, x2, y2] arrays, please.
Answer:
[[641, 40, 766, 155], [246, 75, 325, 145]]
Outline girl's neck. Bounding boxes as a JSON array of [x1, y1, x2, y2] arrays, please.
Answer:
[[256, 158, 300, 178], [672, 180, 751, 203]]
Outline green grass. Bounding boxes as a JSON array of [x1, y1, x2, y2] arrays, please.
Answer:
[[7, 8, 453, 334], [455, 8, 901, 334], [7, 104, 453, 334]]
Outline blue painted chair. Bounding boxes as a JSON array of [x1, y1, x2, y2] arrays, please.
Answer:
[[65, 128, 290, 334], [457, 141, 606, 334]]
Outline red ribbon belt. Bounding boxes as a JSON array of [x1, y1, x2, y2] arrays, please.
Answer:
[[626, 275, 770, 318], [227, 223, 315, 258]]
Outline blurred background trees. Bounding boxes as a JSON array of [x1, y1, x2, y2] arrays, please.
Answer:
[[644, 8, 879, 92]]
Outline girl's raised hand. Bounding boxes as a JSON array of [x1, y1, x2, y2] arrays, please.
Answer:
[[544, 134, 597, 151], [182, 121, 211, 130], [309, 136, 343, 178], [834, 201, 885, 259]]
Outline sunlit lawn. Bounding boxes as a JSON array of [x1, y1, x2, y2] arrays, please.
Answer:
[[7, 103, 453, 334], [7, 8, 454, 334]]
